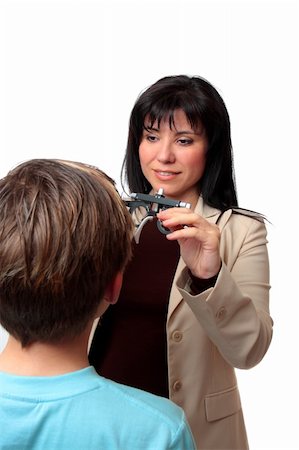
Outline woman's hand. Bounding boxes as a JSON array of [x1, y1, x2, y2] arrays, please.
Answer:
[[157, 207, 221, 279]]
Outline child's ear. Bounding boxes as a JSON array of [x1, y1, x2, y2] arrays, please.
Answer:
[[104, 271, 123, 305], [94, 271, 123, 318]]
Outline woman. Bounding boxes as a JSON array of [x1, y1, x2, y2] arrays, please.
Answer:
[[89, 75, 273, 449]]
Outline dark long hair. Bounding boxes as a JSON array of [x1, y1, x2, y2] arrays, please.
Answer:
[[121, 75, 238, 211]]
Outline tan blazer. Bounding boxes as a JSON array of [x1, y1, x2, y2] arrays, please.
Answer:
[[166, 196, 273, 450]]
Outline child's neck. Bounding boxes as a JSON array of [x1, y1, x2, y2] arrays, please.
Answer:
[[0, 330, 91, 376]]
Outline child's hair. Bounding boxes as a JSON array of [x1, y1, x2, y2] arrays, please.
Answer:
[[0, 159, 133, 347]]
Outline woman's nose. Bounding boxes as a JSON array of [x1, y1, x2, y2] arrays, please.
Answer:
[[156, 140, 175, 163]]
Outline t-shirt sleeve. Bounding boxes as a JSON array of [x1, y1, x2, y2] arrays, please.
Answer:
[[169, 414, 196, 450]]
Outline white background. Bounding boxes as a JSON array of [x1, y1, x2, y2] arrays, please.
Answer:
[[0, 1, 298, 449]]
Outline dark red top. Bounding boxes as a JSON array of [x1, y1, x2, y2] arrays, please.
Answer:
[[89, 217, 180, 397]]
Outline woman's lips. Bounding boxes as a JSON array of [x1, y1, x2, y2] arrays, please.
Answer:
[[154, 170, 179, 180]]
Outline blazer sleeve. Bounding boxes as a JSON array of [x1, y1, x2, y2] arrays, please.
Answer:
[[176, 214, 273, 369]]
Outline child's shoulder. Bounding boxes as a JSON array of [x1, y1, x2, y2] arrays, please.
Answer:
[[100, 376, 184, 425]]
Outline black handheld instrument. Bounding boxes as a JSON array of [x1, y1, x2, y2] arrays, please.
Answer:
[[123, 188, 191, 243]]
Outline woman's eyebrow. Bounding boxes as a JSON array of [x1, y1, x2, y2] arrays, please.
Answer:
[[143, 125, 159, 132], [143, 126, 201, 135], [175, 130, 196, 135]]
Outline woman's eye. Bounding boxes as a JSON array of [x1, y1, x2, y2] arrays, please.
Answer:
[[146, 135, 158, 142], [178, 138, 193, 145]]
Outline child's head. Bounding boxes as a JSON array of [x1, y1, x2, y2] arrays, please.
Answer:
[[0, 159, 133, 347]]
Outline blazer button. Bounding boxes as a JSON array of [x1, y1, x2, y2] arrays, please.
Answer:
[[173, 380, 182, 392], [172, 331, 183, 342]]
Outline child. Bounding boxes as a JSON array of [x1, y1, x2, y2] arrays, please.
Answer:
[[0, 159, 195, 450]]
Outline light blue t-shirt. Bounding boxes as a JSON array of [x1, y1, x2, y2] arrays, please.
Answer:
[[0, 366, 196, 450]]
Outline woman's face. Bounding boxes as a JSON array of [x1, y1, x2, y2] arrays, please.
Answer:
[[139, 109, 208, 206]]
